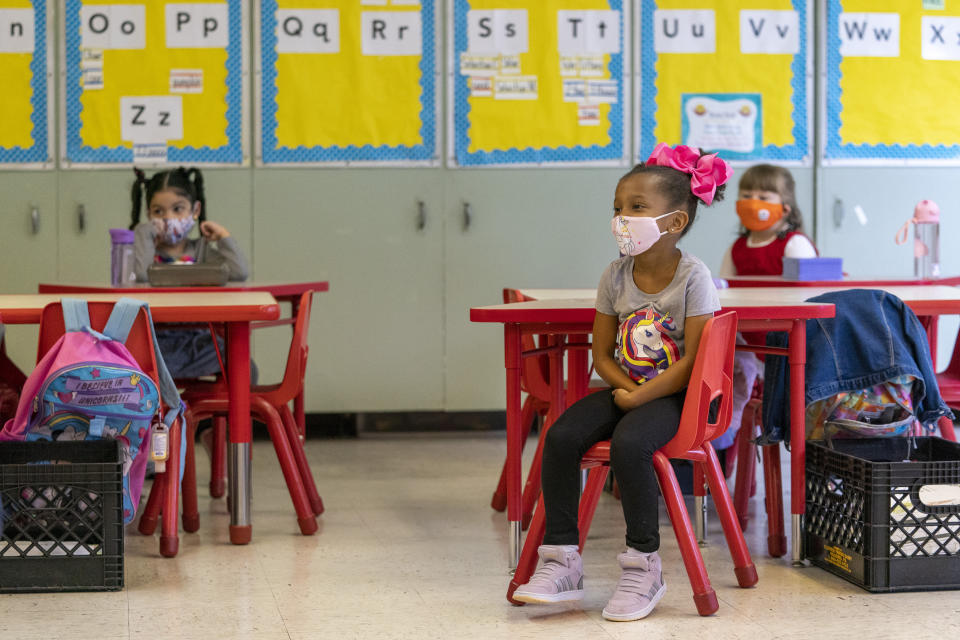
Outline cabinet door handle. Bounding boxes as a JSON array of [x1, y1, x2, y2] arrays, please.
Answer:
[[832, 198, 844, 230], [416, 200, 426, 231], [77, 204, 86, 233], [463, 202, 472, 232], [30, 206, 39, 234]]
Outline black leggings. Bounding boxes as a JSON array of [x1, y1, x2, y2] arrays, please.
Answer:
[[541, 389, 684, 552]]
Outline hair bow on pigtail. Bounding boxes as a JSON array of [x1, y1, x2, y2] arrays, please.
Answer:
[[646, 143, 732, 205]]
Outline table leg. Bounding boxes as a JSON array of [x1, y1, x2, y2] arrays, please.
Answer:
[[290, 295, 306, 438], [227, 321, 253, 545], [566, 333, 589, 405], [505, 324, 522, 569], [789, 319, 806, 565]]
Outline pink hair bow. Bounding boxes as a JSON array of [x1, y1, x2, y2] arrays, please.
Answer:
[[645, 143, 733, 206]]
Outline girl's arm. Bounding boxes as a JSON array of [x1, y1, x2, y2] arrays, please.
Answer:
[[784, 234, 817, 258], [132, 222, 157, 283], [611, 313, 712, 411], [593, 311, 643, 392], [203, 235, 250, 281]]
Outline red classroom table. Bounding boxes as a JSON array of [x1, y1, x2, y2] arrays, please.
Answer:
[[39, 281, 328, 432], [0, 292, 280, 550], [725, 276, 960, 365], [472, 285, 960, 567], [726, 275, 960, 288]]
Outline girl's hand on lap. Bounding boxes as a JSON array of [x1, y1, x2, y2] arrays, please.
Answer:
[[612, 388, 641, 412], [200, 220, 230, 240]]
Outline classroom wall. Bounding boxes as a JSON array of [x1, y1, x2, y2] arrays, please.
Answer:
[[2, 3, 956, 414], [0, 166, 818, 414]]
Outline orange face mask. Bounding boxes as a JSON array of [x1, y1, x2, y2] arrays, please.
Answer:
[[736, 199, 784, 232]]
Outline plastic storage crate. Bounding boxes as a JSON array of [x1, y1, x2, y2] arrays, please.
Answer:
[[805, 437, 960, 592], [0, 440, 124, 592]]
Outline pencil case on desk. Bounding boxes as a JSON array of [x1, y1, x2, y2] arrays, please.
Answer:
[[147, 263, 229, 286], [782, 257, 843, 281]]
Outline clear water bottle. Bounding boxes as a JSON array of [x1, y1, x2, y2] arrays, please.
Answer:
[[895, 200, 941, 279]]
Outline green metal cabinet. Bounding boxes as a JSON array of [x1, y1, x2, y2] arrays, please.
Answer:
[[251, 169, 445, 412], [0, 172, 59, 369]]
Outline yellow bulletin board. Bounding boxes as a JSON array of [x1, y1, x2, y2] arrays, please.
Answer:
[[258, 0, 438, 165], [638, 0, 811, 165], [825, 1, 960, 163], [63, 0, 247, 166], [449, 0, 629, 166], [0, 0, 52, 167]]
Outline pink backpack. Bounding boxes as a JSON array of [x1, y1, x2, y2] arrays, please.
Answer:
[[0, 298, 183, 524]]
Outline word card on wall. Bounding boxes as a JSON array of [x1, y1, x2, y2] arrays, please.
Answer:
[[0, 0, 51, 168], [258, 0, 438, 165], [637, 0, 810, 165], [449, 0, 629, 167], [824, 1, 960, 164], [62, 0, 246, 167]]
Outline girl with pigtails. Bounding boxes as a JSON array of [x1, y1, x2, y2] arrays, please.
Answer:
[[129, 167, 251, 379], [130, 167, 248, 283]]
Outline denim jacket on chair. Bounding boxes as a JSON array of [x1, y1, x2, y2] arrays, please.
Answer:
[[761, 289, 953, 444]]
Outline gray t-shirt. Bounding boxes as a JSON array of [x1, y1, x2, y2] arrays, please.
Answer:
[[596, 251, 720, 383]]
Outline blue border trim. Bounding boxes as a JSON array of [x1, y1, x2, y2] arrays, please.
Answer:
[[824, 1, 960, 160], [260, 2, 436, 163], [0, 1, 47, 164], [680, 92, 762, 160], [65, 0, 244, 165], [453, 0, 626, 166], [640, 0, 808, 162]]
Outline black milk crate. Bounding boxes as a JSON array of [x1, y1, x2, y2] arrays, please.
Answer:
[[804, 437, 960, 592], [0, 440, 124, 593]]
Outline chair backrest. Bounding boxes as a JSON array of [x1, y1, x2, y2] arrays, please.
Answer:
[[503, 288, 552, 401], [274, 290, 315, 402], [38, 302, 161, 386], [663, 311, 738, 457]]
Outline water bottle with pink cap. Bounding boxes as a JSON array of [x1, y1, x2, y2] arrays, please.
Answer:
[[895, 200, 940, 279]]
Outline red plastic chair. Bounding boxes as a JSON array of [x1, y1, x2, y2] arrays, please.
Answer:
[[935, 331, 960, 441], [731, 395, 786, 558], [490, 289, 553, 512], [37, 301, 185, 558], [507, 312, 757, 616], [491, 289, 605, 529], [173, 290, 322, 536]]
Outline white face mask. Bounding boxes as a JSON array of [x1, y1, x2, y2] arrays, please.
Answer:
[[611, 211, 677, 256]]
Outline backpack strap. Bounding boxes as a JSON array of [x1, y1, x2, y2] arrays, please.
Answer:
[[102, 297, 144, 344], [102, 298, 182, 420], [105, 298, 187, 477], [62, 298, 92, 333]]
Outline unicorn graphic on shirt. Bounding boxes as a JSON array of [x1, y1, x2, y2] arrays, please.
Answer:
[[616, 308, 680, 383]]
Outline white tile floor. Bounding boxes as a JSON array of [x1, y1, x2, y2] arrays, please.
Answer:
[[2, 433, 960, 639]]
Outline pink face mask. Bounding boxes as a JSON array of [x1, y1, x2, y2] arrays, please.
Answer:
[[611, 211, 677, 256], [158, 217, 195, 245]]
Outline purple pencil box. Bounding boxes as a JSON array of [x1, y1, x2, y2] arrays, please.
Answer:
[[782, 257, 843, 281]]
